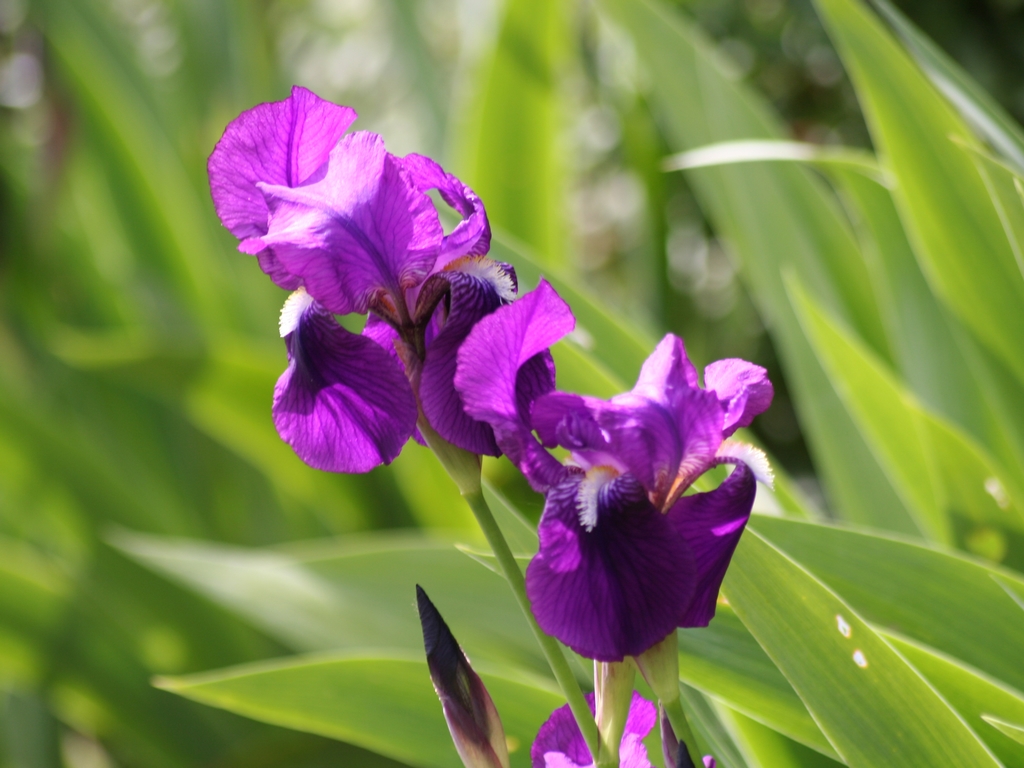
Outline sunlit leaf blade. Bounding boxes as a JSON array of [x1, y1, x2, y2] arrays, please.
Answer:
[[983, 716, 1024, 749], [788, 274, 1024, 544], [869, 0, 1024, 174], [679, 686, 753, 768], [723, 529, 1000, 767], [157, 652, 563, 768], [750, 516, 1024, 694], [663, 139, 887, 185], [458, 0, 567, 266], [814, 0, 1024, 388], [717, 707, 845, 768], [678, 609, 838, 758], [600, 0, 916, 535], [885, 634, 1024, 767]]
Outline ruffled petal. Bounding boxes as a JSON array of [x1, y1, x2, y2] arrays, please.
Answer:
[[532, 386, 723, 505], [526, 473, 696, 661], [273, 293, 417, 472], [403, 154, 491, 265], [669, 462, 757, 627], [631, 334, 699, 405], [421, 259, 516, 455], [254, 132, 442, 314], [703, 359, 773, 436], [455, 280, 573, 490], [531, 693, 655, 768], [208, 86, 356, 288]]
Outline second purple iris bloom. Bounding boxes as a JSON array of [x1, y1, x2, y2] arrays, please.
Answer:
[[454, 282, 774, 662]]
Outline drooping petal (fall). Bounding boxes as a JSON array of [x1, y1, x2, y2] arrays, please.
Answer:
[[669, 462, 757, 627], [531, 693, 656, 768], [420, 259, 516, 456], [403, 154, 491, 266], [455, 280, 572, 490], [703, 358, 773, 436], [525, 473, 696, 662], [253, 132, 443, 314], [208, 86, 357, 289], [273, 291, 417, 473]]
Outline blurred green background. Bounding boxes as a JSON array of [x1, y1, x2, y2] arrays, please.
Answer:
[[4, 0, 1024, 765]]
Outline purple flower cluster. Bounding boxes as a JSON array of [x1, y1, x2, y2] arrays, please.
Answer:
[[453, 283, 773, 661], [209, 86, 549, 473], [211, 87, 774, 766]]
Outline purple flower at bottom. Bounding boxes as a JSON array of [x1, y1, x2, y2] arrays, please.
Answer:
[[454, 283, 774, 661], [531, 692, 655, 768], [209, 87, 544, 472]]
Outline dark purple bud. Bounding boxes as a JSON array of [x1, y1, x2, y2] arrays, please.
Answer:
[[660, 706, 716, 768], [417, 585, 509, 768]]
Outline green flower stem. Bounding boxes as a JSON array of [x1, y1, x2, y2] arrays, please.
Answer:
[[462, 488, 601, 759], [662, 695, 705, 767]]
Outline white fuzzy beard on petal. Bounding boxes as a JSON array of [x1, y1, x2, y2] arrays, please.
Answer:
[[575, 466, 620, 532], [448, 256, 516, 302], [279, 287, 314, 337], [717, 440, 774, 489]]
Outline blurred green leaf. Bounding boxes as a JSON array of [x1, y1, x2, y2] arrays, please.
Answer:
[[870, 0, 1024, 174], [157, 652, 562, 768], [717, 707, 845, 768], [815, 0, 1024, 389], [601, 0, 915, 535], [459, 0, 568, 265], [983, 716, 1024, 749], [723, 529, 999, 767]]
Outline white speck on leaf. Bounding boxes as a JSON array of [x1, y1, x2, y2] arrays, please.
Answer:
[[836, 614, 851, 638], [853, 649, 868, 668]]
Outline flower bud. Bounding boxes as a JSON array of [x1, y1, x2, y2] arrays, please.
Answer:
[[660, 706, 716, 768], [636, 631, 680, 705], [417, 585, 509, 768], [594, 659, 636, 765]]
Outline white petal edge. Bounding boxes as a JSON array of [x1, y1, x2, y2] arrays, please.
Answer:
[[280, 287, 314, 337], [716, 440, 774, 489]]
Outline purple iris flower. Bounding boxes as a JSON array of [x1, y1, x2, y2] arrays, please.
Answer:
[[531, 692, 656, 768], [209, 86, 541, 472], [454, 282, 774, 661]]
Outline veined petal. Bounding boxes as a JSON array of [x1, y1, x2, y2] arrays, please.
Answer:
[[254, 132, 442, 314], [403, 154, 491, 265], [703, 358, 773, 436], [421, 259, 516, 456], [273, 293, 417, 472], [526, 473, 696, 661], [455, 280, 573, 490], [531, 693, 656, 768], [632, 334, 699, 405], [208, 86, 356, 288], [669, 463, 757, 627]]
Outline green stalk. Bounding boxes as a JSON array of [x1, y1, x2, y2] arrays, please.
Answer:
[[419, 420, 599, 758], [662, 696, 705, 767], [462, 488, 601, 759]]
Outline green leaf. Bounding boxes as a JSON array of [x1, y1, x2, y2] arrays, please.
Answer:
[[717, 707, 845, 768], [750, 516, 1024, 695], [458, 0, 568, 265], [814, 0, 1024, 388], [885, 634, 1024, 767], [788, 274, 1024, 544], [157, 652, 563, 768], [983, 716, 1024, 749], [723, 529, 1000, 766], [601, 0, 916, 535], [870, 0, 1024, 174], [678, 609, 838, 758]]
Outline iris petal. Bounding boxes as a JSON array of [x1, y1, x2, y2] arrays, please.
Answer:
[[208, 86, 357, 289], [526, 473, 696, 661], [530, 693, 656, 768], [703, 358, 773, 436], [273, 298, 417, 473], [255, 132, 442, 314]]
